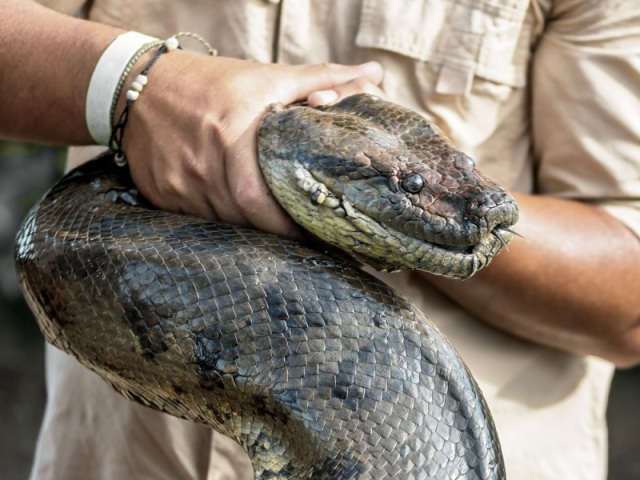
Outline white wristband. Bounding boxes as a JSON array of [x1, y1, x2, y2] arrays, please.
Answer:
[[86, 31, 159, 145]]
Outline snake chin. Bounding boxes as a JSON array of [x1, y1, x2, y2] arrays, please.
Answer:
[[429, 227, 516, 278], [334, 213, 515, 279]]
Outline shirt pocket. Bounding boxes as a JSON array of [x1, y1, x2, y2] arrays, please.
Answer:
[[355, 0, 532, 95]]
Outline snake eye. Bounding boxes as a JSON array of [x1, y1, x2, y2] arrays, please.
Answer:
[[401, 173, 424, 193]]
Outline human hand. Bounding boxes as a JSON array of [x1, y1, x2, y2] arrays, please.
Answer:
[[119, 51, 384, 237]]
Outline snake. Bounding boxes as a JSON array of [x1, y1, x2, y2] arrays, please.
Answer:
[[15, 94, 517, 479]]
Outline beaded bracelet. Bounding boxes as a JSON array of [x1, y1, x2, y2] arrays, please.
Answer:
[[109, 32, 217, 167], [109, 39, 164, 127]]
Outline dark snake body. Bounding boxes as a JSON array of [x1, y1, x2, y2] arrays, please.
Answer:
[[15, 95, 514, 479]]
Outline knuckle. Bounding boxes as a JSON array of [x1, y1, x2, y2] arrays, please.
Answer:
[[153, 174, 183, 210], [314, 62, 342, 82], [181, 151, 207, 180], [348, 77, 376, 93], [318, 61, 337, 71]]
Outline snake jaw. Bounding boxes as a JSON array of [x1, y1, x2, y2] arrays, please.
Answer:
[[280, 164, 515, 278]]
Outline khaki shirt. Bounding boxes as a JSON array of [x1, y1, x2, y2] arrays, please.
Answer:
[[31, 1, 640, 479]]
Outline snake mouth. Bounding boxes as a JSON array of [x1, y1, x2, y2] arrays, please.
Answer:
[[435, 225, 516, 255], [406, 226, 515, 278], [313, 208, 516, 278]]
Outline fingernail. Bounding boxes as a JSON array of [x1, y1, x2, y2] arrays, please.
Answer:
[[309, 89, 339, 106], [359, 61, 383, 81]]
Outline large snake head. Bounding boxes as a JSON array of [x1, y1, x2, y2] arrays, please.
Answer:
[[258, 93, 519, 279]]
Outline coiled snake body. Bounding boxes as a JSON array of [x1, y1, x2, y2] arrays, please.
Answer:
[[15, 94, 517, 479]]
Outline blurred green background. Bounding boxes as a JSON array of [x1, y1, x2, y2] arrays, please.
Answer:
[[0, 142, 638, 479]]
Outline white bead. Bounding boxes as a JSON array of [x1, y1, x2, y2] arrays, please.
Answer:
[[135, 74, 148, 86], [164, 37, 179, 50], [114, 152, 127, 167], [126, 89, 140, 102], [130, 81, 144, 92]]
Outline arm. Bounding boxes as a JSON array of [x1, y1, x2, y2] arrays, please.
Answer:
[[423, 193, 640, 368], [0, 0, 384, 235], [423, 1, 640, 368], [0, 0, 119, 144]]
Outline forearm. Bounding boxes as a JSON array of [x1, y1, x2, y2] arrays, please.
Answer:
[[422, 192, 640, 367], [0, 0, 122, 144]]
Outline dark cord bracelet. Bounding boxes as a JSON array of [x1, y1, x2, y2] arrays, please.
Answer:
[[109, 33, 217, 167]]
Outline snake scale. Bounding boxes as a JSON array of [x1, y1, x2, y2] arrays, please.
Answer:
[[15, 94, 518, 479]]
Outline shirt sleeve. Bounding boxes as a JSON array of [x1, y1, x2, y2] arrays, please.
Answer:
[[532, 0, 640, 237]]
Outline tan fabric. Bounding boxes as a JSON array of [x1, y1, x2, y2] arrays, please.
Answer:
[[31, 0, 640, 479], [32, 345, 252, 480]]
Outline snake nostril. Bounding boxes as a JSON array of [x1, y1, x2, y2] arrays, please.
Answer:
[[484, 199, 519, 232], [454, 153, 475, 170]]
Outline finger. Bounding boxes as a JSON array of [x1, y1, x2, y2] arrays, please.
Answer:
[[287, 61, 384, 103], [307, 78, 386, 107], [347, 61, 384, 85]]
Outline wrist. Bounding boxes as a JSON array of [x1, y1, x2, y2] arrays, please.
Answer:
[[108, 34, 217, 165], [85, 31, 161, 145]]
